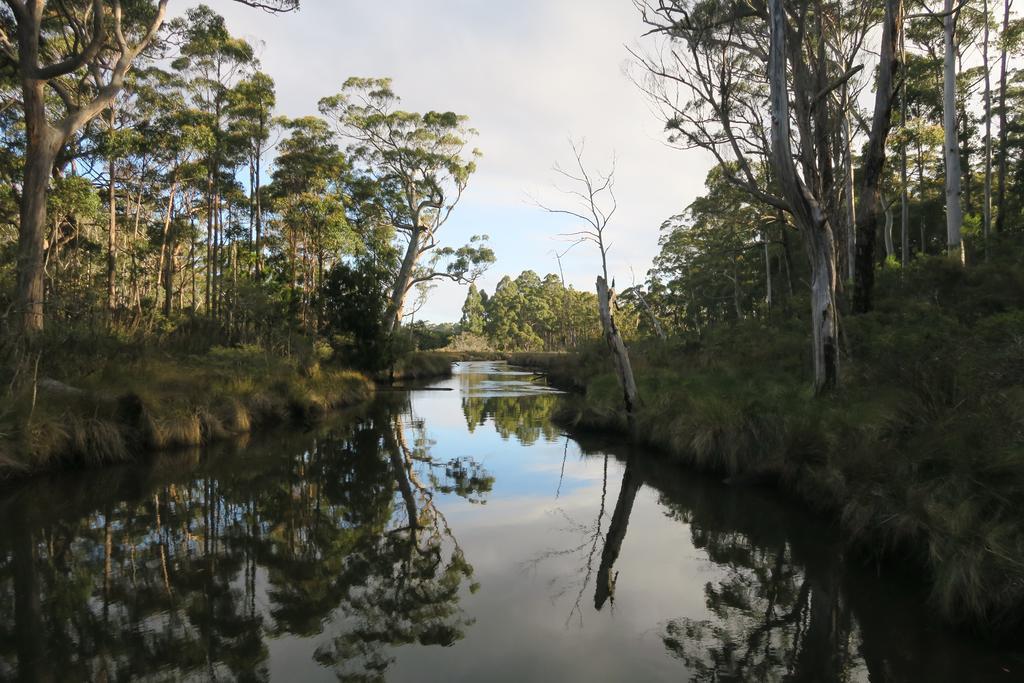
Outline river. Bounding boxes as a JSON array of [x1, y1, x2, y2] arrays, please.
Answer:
[[0, 360, 1019, 681]]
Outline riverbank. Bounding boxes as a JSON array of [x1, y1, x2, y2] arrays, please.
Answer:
[[541, 258, 1024, 635], [0, 345, 375, 480]]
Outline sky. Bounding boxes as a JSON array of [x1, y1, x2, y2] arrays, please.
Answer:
[[203, 0, 714, 323]]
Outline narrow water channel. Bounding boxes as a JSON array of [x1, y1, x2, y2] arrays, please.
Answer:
[[0, 361, 1019, 681]]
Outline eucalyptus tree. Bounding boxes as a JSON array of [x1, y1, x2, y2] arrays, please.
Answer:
[[0, 0, 298, 336], [318, 77, 493, 334], [635, 0, 903, 390], [169, 5, 257, 318], [942, 0, 966, 262], [852, 0, 903, 312], [227, 71, 275, 275], [459, 283, 485, 336], [268, 116, 355, 331], [995, 1, 1024, 232]]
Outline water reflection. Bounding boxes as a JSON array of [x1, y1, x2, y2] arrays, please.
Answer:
[[0, 398, 484, 682], [0, 362, 1019, 682], [569, 432, 1020, 683], [460, 361, 561, 446]]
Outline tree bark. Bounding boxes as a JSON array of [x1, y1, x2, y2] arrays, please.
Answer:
[[385, 228, 422, 334], [943, 0, 965, 263], [884, 202, 895, 259], [17, 80, 61, 335], [767, 0, 839, 393], [843, 114, 856, 283], [597, 276, 640, 430], [901, 29, 911, 267], [983, 0, 993, 259], [106, 107, 117, 314], [852, 0, 902, 313]]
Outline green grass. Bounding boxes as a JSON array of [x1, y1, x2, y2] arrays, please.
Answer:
[[0, 344, 374, 480], [538, 257, 1024, 633]]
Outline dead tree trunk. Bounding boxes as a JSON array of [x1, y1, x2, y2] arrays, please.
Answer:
[[597, 276, 639, 430]]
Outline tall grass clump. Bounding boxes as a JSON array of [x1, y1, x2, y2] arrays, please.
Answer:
[[0, 341, 374, 480]]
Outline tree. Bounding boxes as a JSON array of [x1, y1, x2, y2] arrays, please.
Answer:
[[460, 283, 485, 335], [942, 0, 966, 263], [852, 0, 904, 313], [634, 0, 898, 392], [537, 141, 640, 424], [318, 77, 493, 334], [268, 116, 354, 330], [228, 72, 276, 275], [1, 0, 299, 336], [650, 165, 772, 329]]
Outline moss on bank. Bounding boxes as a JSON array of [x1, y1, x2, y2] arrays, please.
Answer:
[[0, 345, 374, 480], [543, 257, 1024, 634]]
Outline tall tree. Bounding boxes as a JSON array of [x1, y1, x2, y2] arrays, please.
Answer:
[[0, 0, 298, 336], [852, 0, 904, 313], [319, 77, 493, 334], [460, 283, 485, 336], [995, 0, 1013, 232], [942, 0, 966, 263], [228, 71, 275, 275]]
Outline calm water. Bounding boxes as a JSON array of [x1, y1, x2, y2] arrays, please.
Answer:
[[0, 361, 1020, 682]]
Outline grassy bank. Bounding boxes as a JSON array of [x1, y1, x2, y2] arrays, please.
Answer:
[[546, 257, 1024, 634], [0, 344, 374, 480]]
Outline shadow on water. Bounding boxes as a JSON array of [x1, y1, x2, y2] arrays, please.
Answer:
[[0, 361, 1020, 681], [573, 431, 1023, 682]]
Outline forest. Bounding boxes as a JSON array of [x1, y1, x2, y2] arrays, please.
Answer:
[[2, 0, 1024, 653]]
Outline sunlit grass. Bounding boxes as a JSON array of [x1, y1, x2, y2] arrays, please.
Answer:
[[0, 346, 374, 479]]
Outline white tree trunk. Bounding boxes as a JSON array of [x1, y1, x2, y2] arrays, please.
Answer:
[[385, 228, 421, 334], [767, 0, 840, 393], [943, 0, 965, 263]]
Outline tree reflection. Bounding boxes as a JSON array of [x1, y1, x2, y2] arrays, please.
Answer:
[[563, 434, 868, 682], [462, 394, 561, 445], [651, 472, 859, 682], [0, 400, 488, 681]]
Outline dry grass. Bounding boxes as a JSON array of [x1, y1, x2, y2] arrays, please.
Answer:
[[0, 347, 374, 480]]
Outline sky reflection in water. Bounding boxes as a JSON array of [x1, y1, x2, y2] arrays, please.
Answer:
[[0, 361, 1020, 682]]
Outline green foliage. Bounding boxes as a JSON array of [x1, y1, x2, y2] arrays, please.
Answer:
[[460, 283, 486, 335], [476, 271, 601, 351], [320, 259, 392, 371]]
